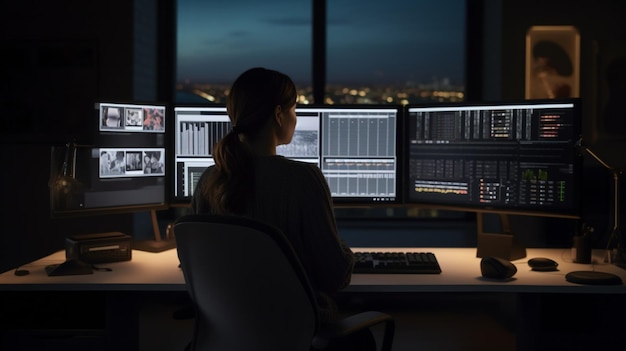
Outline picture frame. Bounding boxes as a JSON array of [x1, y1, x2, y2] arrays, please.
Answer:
[[525, 25, 580, 99]]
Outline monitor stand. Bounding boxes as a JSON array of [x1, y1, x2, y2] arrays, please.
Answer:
[[132, 210, 177, 252], [475, 213, 527, 261]]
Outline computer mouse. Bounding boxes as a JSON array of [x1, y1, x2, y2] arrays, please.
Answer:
[[528, 257, 559, 271], [13, 268, 29, 276], [480, 256, 517, 279]]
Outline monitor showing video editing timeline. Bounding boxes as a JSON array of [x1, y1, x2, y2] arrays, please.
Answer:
[[50, 102, 168, 217], [305, 105, 400, 204], [404, 98, 582, 218], [172, 105, 400, 204]]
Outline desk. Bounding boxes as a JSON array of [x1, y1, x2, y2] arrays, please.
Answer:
[[349, 247, 626, 293], [1, 247, 626, 351], [2, 247, 625, 292]]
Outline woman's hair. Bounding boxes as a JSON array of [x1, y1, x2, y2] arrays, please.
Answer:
[[202, 67, 297, 214]]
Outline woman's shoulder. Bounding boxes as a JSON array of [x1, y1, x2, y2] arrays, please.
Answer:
[[195, 164, 216, 183], [261, 156, 321, 175], [260, 155, 308, 166], [261, 157, 330, 195]]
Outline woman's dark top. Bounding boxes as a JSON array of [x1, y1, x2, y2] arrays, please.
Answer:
[[191, 155, 354, 321]]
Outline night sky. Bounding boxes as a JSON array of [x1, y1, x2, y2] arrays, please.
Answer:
[[176, 0, 465, 86]]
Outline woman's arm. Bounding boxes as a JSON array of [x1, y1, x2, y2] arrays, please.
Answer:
[[299, 165, 354, 293]]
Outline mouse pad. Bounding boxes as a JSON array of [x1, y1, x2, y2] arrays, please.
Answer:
[[565, 271, 623, 285]]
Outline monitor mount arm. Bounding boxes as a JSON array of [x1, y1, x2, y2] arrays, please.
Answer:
[[578, 139, 623, 265]]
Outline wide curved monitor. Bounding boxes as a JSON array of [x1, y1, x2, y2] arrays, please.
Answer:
[[172, 104, 401, 205]]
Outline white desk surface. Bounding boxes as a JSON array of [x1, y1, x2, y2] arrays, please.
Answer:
[[1, 247, 625, 294]]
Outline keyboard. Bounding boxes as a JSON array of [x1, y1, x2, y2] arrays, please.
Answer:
[[353, 251, 442, 274]]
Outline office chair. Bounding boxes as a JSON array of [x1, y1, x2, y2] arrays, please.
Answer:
[[173, 214, 395, 351]]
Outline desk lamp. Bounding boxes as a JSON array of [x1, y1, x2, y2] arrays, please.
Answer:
[[578, 139, 624, 267], [48, 141, 93, 276], [50, 141, 85, 210]]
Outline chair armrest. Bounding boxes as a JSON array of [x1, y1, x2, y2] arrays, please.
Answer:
[[312, 311, 395, 350]]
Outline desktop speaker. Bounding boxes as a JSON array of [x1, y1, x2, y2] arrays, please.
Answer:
[[65, 232, 132, 264]]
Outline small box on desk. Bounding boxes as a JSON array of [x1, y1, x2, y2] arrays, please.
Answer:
[[66, 232, 132, 264]]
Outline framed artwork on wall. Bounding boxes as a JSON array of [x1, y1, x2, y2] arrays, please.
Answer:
[[525, 25, 580, 100]]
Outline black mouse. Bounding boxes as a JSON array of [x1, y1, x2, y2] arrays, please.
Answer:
[[528, 257, 558, 271], [14, 268, 29, 276], [480, 256, 517, 279]]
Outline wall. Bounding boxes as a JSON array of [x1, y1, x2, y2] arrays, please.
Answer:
[[497, 0, 626, 146], [479, 0, 626, 248], [0, 0, 170, 272]]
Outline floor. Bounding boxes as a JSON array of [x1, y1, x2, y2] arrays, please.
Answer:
[[338, 292, 517, 351], [19, 289, 622, 351], [5, 290, 622, 351], [138, 292, 517, 351]]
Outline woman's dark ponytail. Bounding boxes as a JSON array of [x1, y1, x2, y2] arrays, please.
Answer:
[[199, 67, 296, 214]]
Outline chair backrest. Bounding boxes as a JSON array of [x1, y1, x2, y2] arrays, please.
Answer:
[[174, 214, 320, 351]]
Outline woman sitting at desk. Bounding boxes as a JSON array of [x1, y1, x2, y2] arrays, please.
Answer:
[[191, 67, 370, 350]]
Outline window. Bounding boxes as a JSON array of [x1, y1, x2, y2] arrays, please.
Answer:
[[326, 0, 466, 105], [176, 0, 465, 105], [176, 0, 311, 104]]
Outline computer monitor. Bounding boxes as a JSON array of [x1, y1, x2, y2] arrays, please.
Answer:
[[171, 104, 401, 205], [404, 98, 582, 259], [49, 101, 171, 252], [171, 104, 322, 201], [300, 105, 401, 205]]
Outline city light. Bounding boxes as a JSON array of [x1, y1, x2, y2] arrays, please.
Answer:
[[176, 78, 464, 105]]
